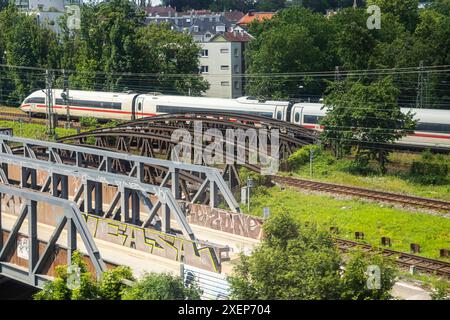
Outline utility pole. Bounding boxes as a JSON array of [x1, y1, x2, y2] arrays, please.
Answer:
[[63, 69, 70, 128], [46, 69, 57, 139]]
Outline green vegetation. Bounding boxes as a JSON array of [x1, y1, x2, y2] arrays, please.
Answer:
[[322, 77, 416, 173], [0, 1, 208, 106], [246, 2, 450, 108], [0, 120, 77, 140], [228, 211, 397, 300], [122, 273, 201, 300], [285, 146, 450, 201], [241, 184, 450, 260], [34, 251, 200, 300]]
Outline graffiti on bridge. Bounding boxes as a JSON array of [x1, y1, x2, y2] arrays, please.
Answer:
[[83, 214, 222, 273], [187, 204, 264, 240]]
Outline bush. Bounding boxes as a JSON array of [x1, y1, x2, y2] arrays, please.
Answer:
[[121, 272, 201, 300], [238, 167, 272, 189], [286, 145, 320, 171], [410, 161, 449, 185], [80, 117, 99, 128]]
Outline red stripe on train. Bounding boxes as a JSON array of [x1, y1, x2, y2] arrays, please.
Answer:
[[35, 104, 156, 117], [301, 124, 450, 140]]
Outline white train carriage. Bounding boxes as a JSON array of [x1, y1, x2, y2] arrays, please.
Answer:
[[19, 90, 140, 121], [20, 90, 291, 122], [19, 89, 450, 147], [293, 103, 450, 147]]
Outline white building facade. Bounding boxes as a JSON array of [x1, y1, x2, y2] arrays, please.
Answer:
[[199, 32, 251, 99]]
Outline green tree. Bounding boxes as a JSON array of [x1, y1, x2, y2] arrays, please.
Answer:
[[97, 266, 135, 300], [122, 272, 201, 300], [136, 23, 209, 95], [367, 0, 419, 31], [330, 8, 376, 70], [229, 212, 398, 300], [321, 77, 417, 172], [0, 5, 59, 105], [340, 250, 397, 300], [228, 212, 343, 299], [254, 0, 286, 11], [245, 6, 334, 99], [34, 251, 98, 300]]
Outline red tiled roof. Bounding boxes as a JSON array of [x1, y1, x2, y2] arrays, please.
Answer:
[[237, 12, 276, 26]]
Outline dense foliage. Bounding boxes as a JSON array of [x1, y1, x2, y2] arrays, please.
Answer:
[[122, 272, 201, 300], [321, 76, 417, 172], [34, 251, 199, 300], [245, 2, 450, 109], [228, 211, 397, 300], [163, 0, 367, 13], [0, 0, 208, 106]]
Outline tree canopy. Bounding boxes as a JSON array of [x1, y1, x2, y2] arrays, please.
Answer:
[[0, 1, 208, 106], [228, 211, 397, 300], [34, 251, 199, 300], [321, 76, 417, 172], [245, 3, 450, 109]]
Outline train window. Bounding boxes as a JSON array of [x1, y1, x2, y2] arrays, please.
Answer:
[[138, 102, 142, 111], [24, 97, 45, 104], [303, 115, 324, 124], [156, 105, 274, 118], [55, 98, 122, 110], [276, 111, 282, 120], [416, 122, 450, 134], [294, 112, 300, 123]]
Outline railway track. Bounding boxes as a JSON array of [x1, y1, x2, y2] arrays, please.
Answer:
[[0, 111, 79, 128], [334, 238, 450, 279], [272, 175, 450, 213]]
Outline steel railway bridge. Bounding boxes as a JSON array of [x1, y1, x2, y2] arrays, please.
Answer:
[[0, 115, 317, 289]]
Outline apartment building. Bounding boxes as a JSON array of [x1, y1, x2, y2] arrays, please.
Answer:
[[199, 31, 252, 99]]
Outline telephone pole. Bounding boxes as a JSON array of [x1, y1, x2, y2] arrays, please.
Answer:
[[46, 69, 57, 139], [63, 69, 70, 128]]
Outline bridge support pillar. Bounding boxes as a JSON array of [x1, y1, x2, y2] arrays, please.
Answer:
[[210, 181, 218, 208], [67, 217, 77, 266], [28, 200, 38, 281]]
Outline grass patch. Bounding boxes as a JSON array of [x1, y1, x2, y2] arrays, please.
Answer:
[[244, 186, 450, 261], [284, 147, 450, 201], [0, 120, 77, 140]]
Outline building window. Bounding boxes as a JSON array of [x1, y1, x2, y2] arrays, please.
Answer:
[[221, 81, 230, 86], [220, 48, 229, 54], [221, 65, 229, 70], [234, 81, 240, 89], [193, 25, 199, 32], [234, 48, 239, 57], [234, 65, 239, 73], [200, 66, 209, 73], [200, 49, 208, 57]]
